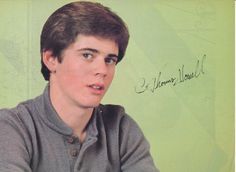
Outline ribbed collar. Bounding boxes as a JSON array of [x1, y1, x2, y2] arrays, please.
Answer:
[[33, 84, 99, 138]]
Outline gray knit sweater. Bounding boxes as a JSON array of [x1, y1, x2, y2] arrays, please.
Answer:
[[0, 86, 159, 172]]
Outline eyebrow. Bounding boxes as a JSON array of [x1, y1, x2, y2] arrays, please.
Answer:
[[77, 48, 118, 58]]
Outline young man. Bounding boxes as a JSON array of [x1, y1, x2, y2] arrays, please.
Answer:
[[0, 1, 159, 172]]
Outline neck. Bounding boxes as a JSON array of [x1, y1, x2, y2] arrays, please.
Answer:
[[49, 82, 93, 142]]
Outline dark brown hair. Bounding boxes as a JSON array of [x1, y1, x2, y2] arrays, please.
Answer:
[[40, 1, 129, 81]]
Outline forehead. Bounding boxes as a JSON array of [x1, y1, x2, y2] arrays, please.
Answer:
[[69, 34, 119, 55]]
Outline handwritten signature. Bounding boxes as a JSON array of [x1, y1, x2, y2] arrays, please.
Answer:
[[135, 54, 206, 94]]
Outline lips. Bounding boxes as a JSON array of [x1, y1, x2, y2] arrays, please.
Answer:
[[89, 84, 104, 90], [87, 83, 105, 95]]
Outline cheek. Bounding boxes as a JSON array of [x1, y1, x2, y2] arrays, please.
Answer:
[[106, 69, 116, 84], [57, 64, 88, 85], [59, 60, 87, 76]]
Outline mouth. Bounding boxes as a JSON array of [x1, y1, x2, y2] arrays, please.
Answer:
[[87, 84, 105, 94]]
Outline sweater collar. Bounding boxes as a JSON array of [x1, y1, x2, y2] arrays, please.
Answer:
[[34, 84, 98, 138]]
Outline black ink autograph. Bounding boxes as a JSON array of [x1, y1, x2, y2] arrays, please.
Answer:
[[135, 54, 206, 94]]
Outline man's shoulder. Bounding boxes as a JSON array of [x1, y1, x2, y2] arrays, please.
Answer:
[[0, 107, 17, 120], [0, 97, 39, 125]]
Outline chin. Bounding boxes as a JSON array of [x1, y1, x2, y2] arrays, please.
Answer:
[[77, 100, 101, 109], [73, 95, 103, 109], [81, 104, 100, 109]]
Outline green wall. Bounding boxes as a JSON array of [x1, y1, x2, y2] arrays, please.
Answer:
[[0, 1, 234, 172]]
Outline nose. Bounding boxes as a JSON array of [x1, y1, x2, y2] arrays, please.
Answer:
[[94, 57, 108, 78]]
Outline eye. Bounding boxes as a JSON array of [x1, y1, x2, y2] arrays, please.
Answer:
[[105, 57, 118, 65], [82, 53, 93, 60]]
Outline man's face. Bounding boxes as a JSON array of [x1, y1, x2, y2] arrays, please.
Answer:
[[51, 35, 119, 109]]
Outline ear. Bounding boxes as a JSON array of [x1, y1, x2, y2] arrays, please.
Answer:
[[42, 50, 58, 73]]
